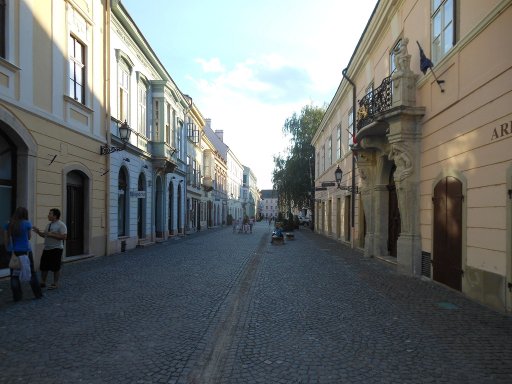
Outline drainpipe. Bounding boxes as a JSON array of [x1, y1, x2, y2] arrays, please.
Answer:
[[104, 0, 111, 256], [342, 67, 357, 249]]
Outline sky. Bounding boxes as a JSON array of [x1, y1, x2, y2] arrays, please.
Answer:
[[121, 0, 377, 189]]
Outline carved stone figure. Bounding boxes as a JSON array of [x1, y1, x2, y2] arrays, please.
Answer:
[[388, 142, 414, 233]]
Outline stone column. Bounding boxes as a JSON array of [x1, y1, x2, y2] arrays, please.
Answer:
[[357, 150, 375, 257]]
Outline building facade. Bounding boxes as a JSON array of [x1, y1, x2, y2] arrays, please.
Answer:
[[0, 0, 109, 275], [312, 0, 512, 311], [109, 1, 190, 252], [260, 189, 278, 220], [203, 120, 229, 226]]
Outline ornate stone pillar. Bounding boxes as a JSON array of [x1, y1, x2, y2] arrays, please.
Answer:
[[356, 150, 375, 257], [386, 37, 425, 276]]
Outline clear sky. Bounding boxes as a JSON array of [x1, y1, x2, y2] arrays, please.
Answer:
[[121, 0, 377, 189]]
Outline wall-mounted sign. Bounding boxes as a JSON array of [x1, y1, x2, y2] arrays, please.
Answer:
[[129, 190, 146, 198], [491, 120, 511, 142]]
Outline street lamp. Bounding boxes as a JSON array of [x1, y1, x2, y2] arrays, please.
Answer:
[[334, 165, 359, 194], [100, 120, 132, 155]]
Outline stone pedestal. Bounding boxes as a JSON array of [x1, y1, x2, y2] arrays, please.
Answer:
[[397, 233, 422, 276]]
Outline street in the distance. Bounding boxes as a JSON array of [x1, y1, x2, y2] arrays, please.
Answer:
[[1, 222, 511, 384]]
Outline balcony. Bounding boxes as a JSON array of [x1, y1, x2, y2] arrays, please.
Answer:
[[150, 141, 177, 173], [356, 75, 392, 132], [202, 176, 214, 192]]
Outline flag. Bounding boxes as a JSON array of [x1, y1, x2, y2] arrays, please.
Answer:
[[416, 41, 434, 75]]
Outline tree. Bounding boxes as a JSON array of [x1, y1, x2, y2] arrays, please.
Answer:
[[272, 104, 325, 214]]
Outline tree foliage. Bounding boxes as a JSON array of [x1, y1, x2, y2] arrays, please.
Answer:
[[272, 104, 325, 213]]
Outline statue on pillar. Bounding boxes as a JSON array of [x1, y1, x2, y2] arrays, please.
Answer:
[[388, 142, 413, 233]]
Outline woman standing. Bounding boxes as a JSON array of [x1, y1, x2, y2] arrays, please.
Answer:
[[2, 207, 43, 301]]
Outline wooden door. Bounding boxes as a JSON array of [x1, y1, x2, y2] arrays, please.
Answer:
[[433, 177, 463, 291], [66, 183, 84, 256]]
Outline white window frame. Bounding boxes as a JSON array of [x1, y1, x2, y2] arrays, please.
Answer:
[[431, 0, 455, 63], [68, 34, 86, 104]]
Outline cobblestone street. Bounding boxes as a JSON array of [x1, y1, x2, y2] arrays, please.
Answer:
[[1, 222, 512, 384]]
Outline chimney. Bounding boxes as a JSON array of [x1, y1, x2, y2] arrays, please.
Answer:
[[205, 118, 211, 129], [215, 130, 224, 142]]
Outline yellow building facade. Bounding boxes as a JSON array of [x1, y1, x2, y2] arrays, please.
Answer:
[[0, 0, 109, 273], [313, 0, 512, 311]]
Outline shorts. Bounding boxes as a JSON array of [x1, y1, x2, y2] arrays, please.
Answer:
[[39, 248, 63, 272]]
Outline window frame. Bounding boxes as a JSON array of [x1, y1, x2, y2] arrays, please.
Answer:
[[119, 65, 130, 123], [68, 34, 86, 104], [137, 81, 147, 137], [0, 0, 6, 59], [431, 0, 455, 64]]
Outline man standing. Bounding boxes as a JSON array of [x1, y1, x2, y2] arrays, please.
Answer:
[[33, 208, 67, 290]]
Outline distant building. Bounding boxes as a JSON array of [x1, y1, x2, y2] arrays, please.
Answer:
[[260, 190, 278, 220]]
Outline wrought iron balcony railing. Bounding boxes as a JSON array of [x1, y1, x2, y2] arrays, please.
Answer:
[[356, 75, 392, 131]]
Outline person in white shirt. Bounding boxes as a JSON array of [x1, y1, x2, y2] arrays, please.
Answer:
[[33, 208, 67, 290]]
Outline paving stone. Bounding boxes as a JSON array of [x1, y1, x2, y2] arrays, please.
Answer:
[[0, 223, 511, 383]]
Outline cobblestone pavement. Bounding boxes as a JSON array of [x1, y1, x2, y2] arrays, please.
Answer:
[[1, 222, 512, 383]]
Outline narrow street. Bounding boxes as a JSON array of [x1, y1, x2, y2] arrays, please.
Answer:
[[1, 222, 511, 384]]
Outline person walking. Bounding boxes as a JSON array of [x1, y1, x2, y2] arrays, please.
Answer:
[[2, 207, 43, 301], [33, 208, 67, 290]]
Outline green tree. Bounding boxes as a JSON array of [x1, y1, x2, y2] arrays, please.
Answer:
[[272, 104, 325, 213]]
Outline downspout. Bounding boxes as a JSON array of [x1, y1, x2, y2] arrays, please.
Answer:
[[342, 67, 357, 249], [104, 0, 111, 256]]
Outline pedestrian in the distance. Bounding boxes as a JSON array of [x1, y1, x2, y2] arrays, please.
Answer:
[[33, 208, 67, 290], [2, 207, 43, 301]]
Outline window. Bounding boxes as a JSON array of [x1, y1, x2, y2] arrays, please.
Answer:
[[390, 39, 402, 75], [68, 35, 85, 104], [432, 0, 455, 63], [0, 0, 6, 58], [119, 65, 129, 122], [187, 121, 199, 143], [165, 104, 171, 145], [137, 83, 147, 136], [177, 120, 183, 159], [327, 137, 332, 166], [336, 124, 341, 160], [348, 107, 354, 149], [321, 145, 325, 173]]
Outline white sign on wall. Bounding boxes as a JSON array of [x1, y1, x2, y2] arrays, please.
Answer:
[[129, 190, 146, 198]]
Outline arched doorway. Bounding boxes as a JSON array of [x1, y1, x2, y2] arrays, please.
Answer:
[[168, 181, 174, 236], [66, 170, 86, 256], [388, 165, 400, 257], [137, 173, 146, 239], [155, 176, 163, 238], [118, 167, 128, 237], [177, 183, 183, 234], [433, 176, 463, 291], [0, 130, 16, 268]]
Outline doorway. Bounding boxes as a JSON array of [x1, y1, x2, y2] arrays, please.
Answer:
[[137, 173, 146, 239], [388, 166, 400, 257], [433, 176, 463, 291], [66, 171, 85, 256]]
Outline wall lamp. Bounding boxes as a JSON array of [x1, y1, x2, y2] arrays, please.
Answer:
[[100, 121, 132, 155], [334, 165, 359, 194]]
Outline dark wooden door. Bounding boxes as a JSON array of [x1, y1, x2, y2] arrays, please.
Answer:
[[138, 174, 145, 239], [388, 168, 400, 257], [433, 177, 463, 291], [66, 184, 84, 256]]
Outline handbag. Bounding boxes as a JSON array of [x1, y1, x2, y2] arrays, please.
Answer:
[[9, 252, 21, 269]]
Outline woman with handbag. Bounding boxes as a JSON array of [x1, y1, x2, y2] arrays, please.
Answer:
[[2, 207, 43, 301]]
